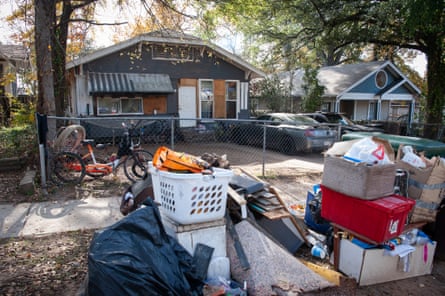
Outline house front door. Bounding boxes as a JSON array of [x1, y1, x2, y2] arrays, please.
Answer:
[[178, 86, 196, 127]]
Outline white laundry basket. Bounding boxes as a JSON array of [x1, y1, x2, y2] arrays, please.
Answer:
[[149, 163, 233, 224]]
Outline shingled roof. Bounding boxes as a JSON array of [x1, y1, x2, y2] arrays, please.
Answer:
[[0, 44, 29, 62]]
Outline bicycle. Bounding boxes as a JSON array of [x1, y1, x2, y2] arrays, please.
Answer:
[[50, 121, 153, 184]]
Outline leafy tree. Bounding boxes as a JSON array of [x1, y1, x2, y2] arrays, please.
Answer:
[[300, 66, 324, 112], [10, 0, 185, 118], [306, 0, 444, 138], [251, 75, 290, 113], [199, 0, 442, 137]]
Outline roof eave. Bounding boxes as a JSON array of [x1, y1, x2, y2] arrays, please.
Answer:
[[66, 34, 265, 79]]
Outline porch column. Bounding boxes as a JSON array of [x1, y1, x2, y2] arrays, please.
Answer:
[[335, 96, 340, 112], [376, 96, 382, 120]]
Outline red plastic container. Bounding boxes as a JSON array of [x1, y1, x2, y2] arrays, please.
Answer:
[[320, 185, 415, 243]]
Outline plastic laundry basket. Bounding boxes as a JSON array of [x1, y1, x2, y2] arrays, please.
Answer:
[[149, 163, 233, 224]]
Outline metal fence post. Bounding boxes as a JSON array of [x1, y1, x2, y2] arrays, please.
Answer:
[[262, 124, 266, 177], [170, 117, 175, 150]]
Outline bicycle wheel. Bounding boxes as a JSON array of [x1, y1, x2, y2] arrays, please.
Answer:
[[51, 151, 86, 184], [124, 150, 153, 182], [54, 125, 86, 152]]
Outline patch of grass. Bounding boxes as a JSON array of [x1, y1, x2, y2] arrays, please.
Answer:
[[0, 125, 37, 160]]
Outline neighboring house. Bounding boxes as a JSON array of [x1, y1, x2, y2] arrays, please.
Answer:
[[279, 61, 421, 122], [66, 30, 265, 127], [0, 44, 31, 125]]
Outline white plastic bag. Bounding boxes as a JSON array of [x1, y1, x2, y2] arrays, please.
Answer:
[[344, 137, 392, 165], [401, 146, 426, 168]]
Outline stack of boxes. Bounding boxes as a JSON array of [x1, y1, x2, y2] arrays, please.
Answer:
[[320, 137, 414, 243], [319, 137, 435, 285], [149, 164, 234, 280]]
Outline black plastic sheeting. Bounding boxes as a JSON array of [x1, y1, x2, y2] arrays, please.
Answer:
[[86, 198, 204, 296]]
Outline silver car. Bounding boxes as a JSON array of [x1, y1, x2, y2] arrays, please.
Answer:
[[232, 113, 337, 154]]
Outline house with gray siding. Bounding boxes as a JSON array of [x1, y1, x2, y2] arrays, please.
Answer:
[[66, 30, 265, 127], [280, 61, 421, 123]]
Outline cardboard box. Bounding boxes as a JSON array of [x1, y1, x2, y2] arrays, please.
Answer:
[[339, 238, 436, 286], [322, 137, 396, 199], [395, 157, 445, 223], [321, 185, 415, 243]]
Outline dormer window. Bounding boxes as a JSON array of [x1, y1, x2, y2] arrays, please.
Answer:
[[375, 70, 388, 89]]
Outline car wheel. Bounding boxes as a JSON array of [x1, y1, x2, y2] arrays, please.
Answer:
[[280, 136, 297, 155]]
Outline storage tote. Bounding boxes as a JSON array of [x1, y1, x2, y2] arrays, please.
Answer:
[[322, 156, 396, 199], [320, 185, 415, 243], [150, 164, 233, 224]]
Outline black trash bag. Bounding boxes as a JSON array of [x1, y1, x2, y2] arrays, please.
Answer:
[[86, 198, 203, 296]]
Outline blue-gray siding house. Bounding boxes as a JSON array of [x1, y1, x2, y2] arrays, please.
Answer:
[[280, 61, 421, 122]]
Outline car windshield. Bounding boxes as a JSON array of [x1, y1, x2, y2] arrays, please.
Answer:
[[324, 114, 354, 125], [274, 114, 319, 125]]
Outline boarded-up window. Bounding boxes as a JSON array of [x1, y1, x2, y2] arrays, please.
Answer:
[[143, 95, 167, 115]]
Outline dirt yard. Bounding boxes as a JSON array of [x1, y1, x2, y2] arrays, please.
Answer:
[[1, 158, 445, 295]]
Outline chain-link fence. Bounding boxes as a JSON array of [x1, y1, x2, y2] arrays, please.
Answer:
[[40, 115, 445, 169], [41, 115, 331, 184]]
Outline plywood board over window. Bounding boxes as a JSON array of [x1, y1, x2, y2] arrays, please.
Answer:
[[179, 78, 197, 87], [214, 80, 226, 118], [143, 95, 167, 115]]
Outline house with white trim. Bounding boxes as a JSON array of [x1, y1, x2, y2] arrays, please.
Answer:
[[66, 30, 265, 127], [280, 61, 421, 122]]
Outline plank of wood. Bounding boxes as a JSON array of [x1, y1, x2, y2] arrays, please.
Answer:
[[261, 208, 291, 220], [250, 200, 283, 212], [228, 186, 247, 206], [300, 259, 344, 286], [269, 186, 310, 245], [233, 167, 310, 245], [252, 190, 276, 199]]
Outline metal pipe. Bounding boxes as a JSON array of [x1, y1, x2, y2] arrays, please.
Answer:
[[39, 144, 48, 196]]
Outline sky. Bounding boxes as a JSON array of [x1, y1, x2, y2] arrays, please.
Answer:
[[0, 1, 427, 77]]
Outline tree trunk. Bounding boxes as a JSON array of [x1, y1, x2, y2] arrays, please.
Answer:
[[35, 0, 56, 116], [424, 40, 445, 140], [53, 1, 74, 116]]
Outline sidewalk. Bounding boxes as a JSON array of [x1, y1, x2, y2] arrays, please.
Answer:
[[0, 196, 123, 239]]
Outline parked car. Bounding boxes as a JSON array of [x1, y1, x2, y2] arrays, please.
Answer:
[[231, 113, 337, 154], [300, 112, 384, 135]]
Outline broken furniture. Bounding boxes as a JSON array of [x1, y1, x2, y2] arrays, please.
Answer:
[[228, 169, 308, 253], [333, 223, 436, 286]]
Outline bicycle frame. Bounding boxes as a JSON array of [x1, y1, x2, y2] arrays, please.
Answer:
[[81, 140, 115, 176], [51, 121, 153, 184]]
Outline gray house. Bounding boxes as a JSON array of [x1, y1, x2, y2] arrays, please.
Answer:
[[280, 61, 421, 122], [66, 30, 265, 127]]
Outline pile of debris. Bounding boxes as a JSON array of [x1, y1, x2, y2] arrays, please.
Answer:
[[83, 139, 444, 294]]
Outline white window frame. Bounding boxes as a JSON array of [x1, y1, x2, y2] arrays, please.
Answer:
[[225, 80, 239, 118], [198, 79, 214, 119], [375, 70, 388, 89], [97, 96, 143, 116]]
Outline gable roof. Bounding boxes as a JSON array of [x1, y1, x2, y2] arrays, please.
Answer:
[[0, 44, 29, 61], [280, 60, 421, 98], [66, 30, 265, 79]]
